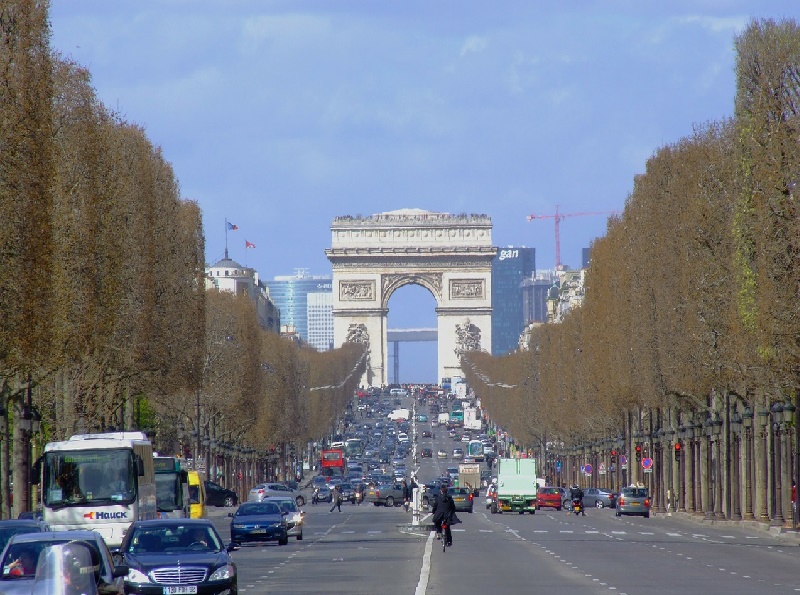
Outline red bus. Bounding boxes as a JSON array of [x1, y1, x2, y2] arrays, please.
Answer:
[[320, 449, 346, 480]]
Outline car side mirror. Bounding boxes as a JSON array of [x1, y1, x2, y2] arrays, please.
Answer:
[[227, 543, 240, 552], [282, 511, 288, 516], [112, 563, 129, 578], [227, 512, 234, 517]]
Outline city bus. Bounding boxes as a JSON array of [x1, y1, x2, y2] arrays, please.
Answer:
[[319, 448, 346, 480], [34, 431, 157, 547], [154, 455, 189, 519], [449, 410, 464, 427], [343, 438, 365, 460], [467, 439, 485, 462]]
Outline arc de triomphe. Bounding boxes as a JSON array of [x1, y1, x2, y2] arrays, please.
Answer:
[[326, 209, 495, 387]]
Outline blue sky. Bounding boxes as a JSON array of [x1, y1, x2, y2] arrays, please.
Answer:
[[49, 1, 799, 383]]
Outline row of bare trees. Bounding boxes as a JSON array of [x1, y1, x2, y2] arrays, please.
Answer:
[[464, 18, 800, 458], [0, 0, 364, 517]]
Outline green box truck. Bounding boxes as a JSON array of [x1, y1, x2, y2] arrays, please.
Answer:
[[493, 458, 537, 514]]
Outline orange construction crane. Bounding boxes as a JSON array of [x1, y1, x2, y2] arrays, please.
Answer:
[[526, 206, 620, 269]]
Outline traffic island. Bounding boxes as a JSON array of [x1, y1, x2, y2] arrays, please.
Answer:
[[397, 521, 435, 537]]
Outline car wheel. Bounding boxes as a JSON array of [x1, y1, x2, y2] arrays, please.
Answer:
[[297, 532, 303, 541], [644, 511, 650, 519], [595, 500, 604, 509], [385, 496, 395, 507], [296, 495, 305, 507], [224, 496, 235, 507], [374, 502, 380, 506], [279, 536, 288, 546]]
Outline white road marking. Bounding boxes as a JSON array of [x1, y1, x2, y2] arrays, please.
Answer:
[[415, 532, 435, 595]]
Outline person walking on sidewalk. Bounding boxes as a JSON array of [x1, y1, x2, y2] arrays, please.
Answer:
[[330, 484, 343, 513]]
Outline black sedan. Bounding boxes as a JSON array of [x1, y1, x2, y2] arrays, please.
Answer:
[[116, 519, 237, 595], [229, 501, 289, 545], [204, 480, 239, 507]]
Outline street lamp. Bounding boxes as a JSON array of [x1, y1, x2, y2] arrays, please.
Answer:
[[742, 406, 754, 520], [771, 401, 785, 526]]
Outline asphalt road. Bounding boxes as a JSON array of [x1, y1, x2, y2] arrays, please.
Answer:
[[205, 415, 800, 594]]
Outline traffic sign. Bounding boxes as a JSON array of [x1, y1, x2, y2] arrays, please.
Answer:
[[598, 462, 607, 475], [620, 455, 628, 470], [556, 461, 562, 471], [641, 457, 653, 469], [583, 463, 593, 475]]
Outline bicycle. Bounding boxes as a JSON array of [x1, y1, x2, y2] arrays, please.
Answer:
[[441, 520, 450, 552]]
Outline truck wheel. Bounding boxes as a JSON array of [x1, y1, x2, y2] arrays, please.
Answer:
[[385, 496, 394, 507]]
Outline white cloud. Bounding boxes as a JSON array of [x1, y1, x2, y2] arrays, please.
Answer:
[[460, 35, 488, 57], [678, 15, 749, 34]]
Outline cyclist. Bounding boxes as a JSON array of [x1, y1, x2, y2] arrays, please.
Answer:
[[431, 484, 456, 546]]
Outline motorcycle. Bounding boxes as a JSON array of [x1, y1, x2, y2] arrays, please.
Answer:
[[572, 497, 583, 515]]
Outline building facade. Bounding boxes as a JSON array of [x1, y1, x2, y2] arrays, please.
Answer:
[[491, 246, 535, 356], [522, 272, 556, 325], [205, 252, 280, 332], [266, 271, 333, 351]]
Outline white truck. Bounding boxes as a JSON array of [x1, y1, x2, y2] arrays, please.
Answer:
[[463, 406, 482, 431], [492, 458, 537, 514], [437, 412, 450, 425], [387, 408, 410, 421]]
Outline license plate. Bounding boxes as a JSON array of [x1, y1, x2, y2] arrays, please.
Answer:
[[251, 528, 266, 533], [454, 497, 464, 502], [631, 502, 640, 506], [163, 587, 197, 595]]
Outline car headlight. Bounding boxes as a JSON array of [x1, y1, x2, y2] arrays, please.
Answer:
[[125, 568, 152, 584], [271, 522, 284, 529], [209, 564, 236, 581], [292, 513, 303, 524]]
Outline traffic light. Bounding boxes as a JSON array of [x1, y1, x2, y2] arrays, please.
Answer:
[[674, 442, 682, 461], [635, 444, 642, 461], [610, 449, 617, 464]]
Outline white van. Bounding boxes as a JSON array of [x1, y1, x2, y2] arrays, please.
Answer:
[[390, 388, 408, 397]]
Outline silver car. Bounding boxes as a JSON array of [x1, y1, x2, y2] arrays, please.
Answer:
[[615, 486, 650, 518], [248, 482, 306, 507], [263, 496, 305, 540]]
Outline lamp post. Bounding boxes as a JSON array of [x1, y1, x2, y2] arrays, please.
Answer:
[[703, 415, 715, 520], [742, 406, 755, 520], [771, 401, 786, 526], [756, 406, 771, 522], [711, 412, 723, 519], [730, 411, 743, 521], [783, 399, 798, 530]]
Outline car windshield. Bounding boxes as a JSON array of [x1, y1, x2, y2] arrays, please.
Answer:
[[128, 525, 222, 553], [267, 499, 297, 513], [0, 526, 41, 553], [237, 503, 282, 516], [539, 488, 560, 494], [2, 539, 107, 579], [623, 488, 648, 498]]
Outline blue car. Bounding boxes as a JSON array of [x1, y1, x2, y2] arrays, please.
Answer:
[[229, 501, 289, 545]]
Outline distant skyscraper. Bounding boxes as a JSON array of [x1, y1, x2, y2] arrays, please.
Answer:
[[492, 247, 536, 356], [307, 292, 334, 351], [522, 273, 556, 325], [266, 270, 333, 350], [582, 247, 592, 269]]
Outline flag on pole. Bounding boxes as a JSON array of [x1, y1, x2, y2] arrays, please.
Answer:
[[227, 221, 239, 231], [245, 240, 256, 249]]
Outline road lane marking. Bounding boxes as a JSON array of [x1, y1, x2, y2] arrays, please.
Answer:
[[666, 533, 682, 537], [415, 532, 434, 595]]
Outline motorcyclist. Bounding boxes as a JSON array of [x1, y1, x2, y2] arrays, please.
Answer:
[[570, 484, 585, 516], [431, 484, 456, 546]]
